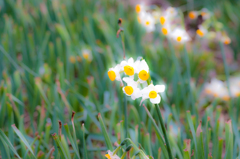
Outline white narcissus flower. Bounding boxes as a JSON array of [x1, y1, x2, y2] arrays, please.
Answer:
[[196, 25, 208, 37], [159, 7, 177, 25], [138, 11, 155, 32], [200, 8, 211, 20], [122, 77, 142, 100], [135, 4, 146, 14], [105, 150, 120, 159], [188, 11, 198, 20], [230, 85, 240, 98], [140, 84, 165, 105], [166, 7, 177, 17], [204, 78, 225, 96], [161, 23, 172, 36], [221, 36, 231, 45], [82, 49, 92, 62], [108, 64, 123, 84], [204, 78, 230, 100], [170, 28, 190, 43], [120, 57, 140, 77], [136, 59, 150, 83]]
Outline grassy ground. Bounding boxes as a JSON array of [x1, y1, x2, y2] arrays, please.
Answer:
[[0, 0, 240, 158]]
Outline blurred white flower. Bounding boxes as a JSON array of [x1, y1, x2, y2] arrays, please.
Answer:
[[140, 84, 165, 105], [105, 150, 120, 159], [122, 77, 142, 100], [82, 49, 92, 62], [137, 11, 155, 32], [135, 4, 146, 14], [161, 23, 172, 36], [170, 28, 190, 43], [108, 64, 123, 83], [204, 78, 230, 101], [121, 57, 140, 77], [141, 12, 156, 32], [221, 36, 231, 45], [196, 25, 208, 37], [229, 77, 240, 97], [188, 11, 198, 20], [166, 7, 177, 17], [200, 8, 211, 20], [159, 7, 177, 26]]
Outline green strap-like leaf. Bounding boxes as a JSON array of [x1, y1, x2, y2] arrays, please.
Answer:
[[0, 129, 21, 159], [11, 125, 36, 159]]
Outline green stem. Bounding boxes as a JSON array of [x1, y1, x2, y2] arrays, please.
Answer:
[[183, 45, 195, 115], [120, 32, 125, 59], [124, 94, 128, 138], [113, 145, 121, 155], [155, 104, 173, 159], [167, 38, 186, 111]]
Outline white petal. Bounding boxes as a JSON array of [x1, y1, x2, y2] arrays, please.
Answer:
[[138, 78, 146, 84], [155, 85, 165, 92], [141, 86, 151, 95], [123, 77, 133, 84], [120, 61, 127, 67], [131, 88, 142, 99], [150, 94, 161, 104], [131, 92, 142, 100], [128, 57, 134, 64], [142, 60, 149, 71]]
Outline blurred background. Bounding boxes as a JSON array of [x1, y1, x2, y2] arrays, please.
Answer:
[[0, 0, 240, 158]]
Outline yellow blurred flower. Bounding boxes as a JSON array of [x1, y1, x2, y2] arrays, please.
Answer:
[[82, 49, 92, 62], [188, 11, 198, 19], [69, 56, 76, 64]]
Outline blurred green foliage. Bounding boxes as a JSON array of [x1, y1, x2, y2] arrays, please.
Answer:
[[0, 0, 239, 158]]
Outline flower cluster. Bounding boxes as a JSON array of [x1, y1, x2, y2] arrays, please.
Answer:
[[188, 9, 231, 44], [135, 4, 231, 45], [204, 77, 240, 101], [108, 57, 165, 104], [135, 4, 156, 32], [136, 4, 190, 43]]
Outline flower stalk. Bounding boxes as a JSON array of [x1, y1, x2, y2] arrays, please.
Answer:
[[155, 104, 173, 159], [183, 45, 196, 115]]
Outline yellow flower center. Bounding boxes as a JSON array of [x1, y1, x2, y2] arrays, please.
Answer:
[[108, 70, 116, 81], [224, 38, 230, 45], [124, 65, 134, 76], [135, 5, 141, 13], [196, 29, 204, 37], [160, 16, 165, 25], [201, 12, 207, 16], [223, 95, 230, 101], [145, 21, 150, 26], [177, 36, 182, 42], [149, 91, 157, 99], [105, 154, 111, 159], [69, 56, 76, 64], [205, 89, 212, 94], [213, 93, 218, 97], [162, 28, 168, 35], [235, 92, 240, 97], [139, 70, 149, 81], [124, 86, 134, 95], [83, 52, 89, 59], [188, 12, 196, 19]]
